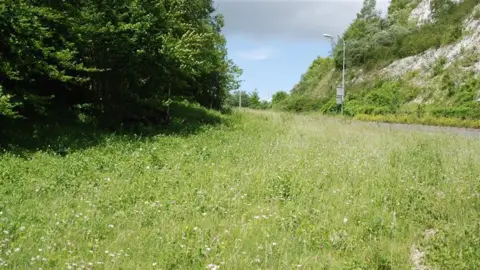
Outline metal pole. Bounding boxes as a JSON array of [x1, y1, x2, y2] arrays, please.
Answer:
[[342, 37, 345, 115], [323, 33, 346, 115]]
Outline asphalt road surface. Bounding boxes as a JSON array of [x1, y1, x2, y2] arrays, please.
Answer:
[[360, 121, 480, 138]]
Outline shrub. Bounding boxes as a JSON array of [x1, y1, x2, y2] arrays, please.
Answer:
[[276, 95, 327, 112]]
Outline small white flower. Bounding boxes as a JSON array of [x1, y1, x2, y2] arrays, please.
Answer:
[[14, 248, 20, 252], [207, 264, 219, 270], [146, 166, 151, 170], [19, 226, 25, 231], [193, 227, 199, 231], [108, 224, 114, 229], [343, 217, 348, 224], [297, 264, 303, 268], [3, 230, 8, 235], [272, 242, 277, 246], [254, 216, 260, 219], [105, 177, 111, 182], [152, 262, 157, 266]]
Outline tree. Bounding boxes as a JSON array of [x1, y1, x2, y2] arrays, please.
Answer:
[[0, 0, 242, 128], [357, 0, 380, 20], [250, 89, 261, 108], [225, 90, 251, 108], [272, 91, 289, 105]]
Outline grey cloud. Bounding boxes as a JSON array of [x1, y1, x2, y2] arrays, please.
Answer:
[[215, 0, 390, 41]]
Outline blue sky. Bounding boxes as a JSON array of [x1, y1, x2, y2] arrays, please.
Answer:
[[226, 37, 332, 100], [215, 0, 390, 100]]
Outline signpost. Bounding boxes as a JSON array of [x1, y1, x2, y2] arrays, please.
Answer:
[[336, 86, 344, 113]]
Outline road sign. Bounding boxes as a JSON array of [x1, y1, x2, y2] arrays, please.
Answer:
[[336, 86, 344, 96], [336, 95, 343, 105], [336, 86, 344, 105]]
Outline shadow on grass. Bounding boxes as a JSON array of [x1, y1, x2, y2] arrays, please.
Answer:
[[0, 102, 229, 158]]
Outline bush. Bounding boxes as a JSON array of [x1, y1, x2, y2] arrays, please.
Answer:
[[430, 105, 480, 119], [276, 95, 326, 112], [271, 91, 289, 105]]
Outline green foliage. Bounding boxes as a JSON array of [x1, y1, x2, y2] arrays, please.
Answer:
[[344, 79, 420, 116], [292, 57, 334, 95], [275, 95, 327, 112], [284, 0, 480, 126], [249, 89, 261, 108], [474, 5, 480, 19], [1, 110, 480, 268], [0, 0, 242, 127], [432, 56, 447, 77], [258, 100, 272, 110], [225, 90, 251, 108], [0, 86, 19, 118], [271, 91, 289, 105], [224, 90, 271, 110], [333, 0, 478, 69]]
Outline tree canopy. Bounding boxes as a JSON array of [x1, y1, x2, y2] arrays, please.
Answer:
[[0, 0, 242, 127]]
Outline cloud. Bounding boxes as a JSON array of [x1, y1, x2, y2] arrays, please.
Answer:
[[235, 46, 279, 60], [214, 0, 390, 41]]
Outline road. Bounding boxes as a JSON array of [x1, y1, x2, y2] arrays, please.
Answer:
[[356, 120, 480, 138]]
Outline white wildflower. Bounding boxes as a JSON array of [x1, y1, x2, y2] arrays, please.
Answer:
[[207, 263, 219, 270]]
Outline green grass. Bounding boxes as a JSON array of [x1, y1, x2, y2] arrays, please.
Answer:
[[1, 109, 479, 269]]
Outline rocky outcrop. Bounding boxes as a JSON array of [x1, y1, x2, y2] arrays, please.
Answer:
[[409, 0, 433, 26], [383, 6, 480, 78], [408, 0, 464, 26]]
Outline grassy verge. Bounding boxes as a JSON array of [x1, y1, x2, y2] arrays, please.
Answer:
[[1, 109, 479, 269], [354, 113, 480, 129]]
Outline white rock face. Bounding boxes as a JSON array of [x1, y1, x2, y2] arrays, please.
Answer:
[[409, 0, 464, 26], [384, 6, 480, 78], [409, 0, 433, 26]]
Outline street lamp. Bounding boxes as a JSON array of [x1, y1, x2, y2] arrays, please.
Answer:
[[323, 33, 346, 114]]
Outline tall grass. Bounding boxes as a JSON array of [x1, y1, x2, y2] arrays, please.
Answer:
[[0, 110, 479, 269]]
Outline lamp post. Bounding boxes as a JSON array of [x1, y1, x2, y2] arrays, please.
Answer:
[[323, 34, 346, 114]]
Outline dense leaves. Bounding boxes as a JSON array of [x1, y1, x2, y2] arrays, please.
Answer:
[[0, 0, 241, 127], [225, 89, 271, 110], [334, 0, 478, 69]]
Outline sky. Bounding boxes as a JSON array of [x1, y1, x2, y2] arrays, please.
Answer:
[[215, 0, 391, 100]]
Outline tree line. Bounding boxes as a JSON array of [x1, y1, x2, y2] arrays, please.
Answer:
[[225, 89, 291, 110], [0, 0, 242, 128]]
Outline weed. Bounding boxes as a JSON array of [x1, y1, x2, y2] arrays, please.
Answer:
[[0, 110, 479, 269]]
